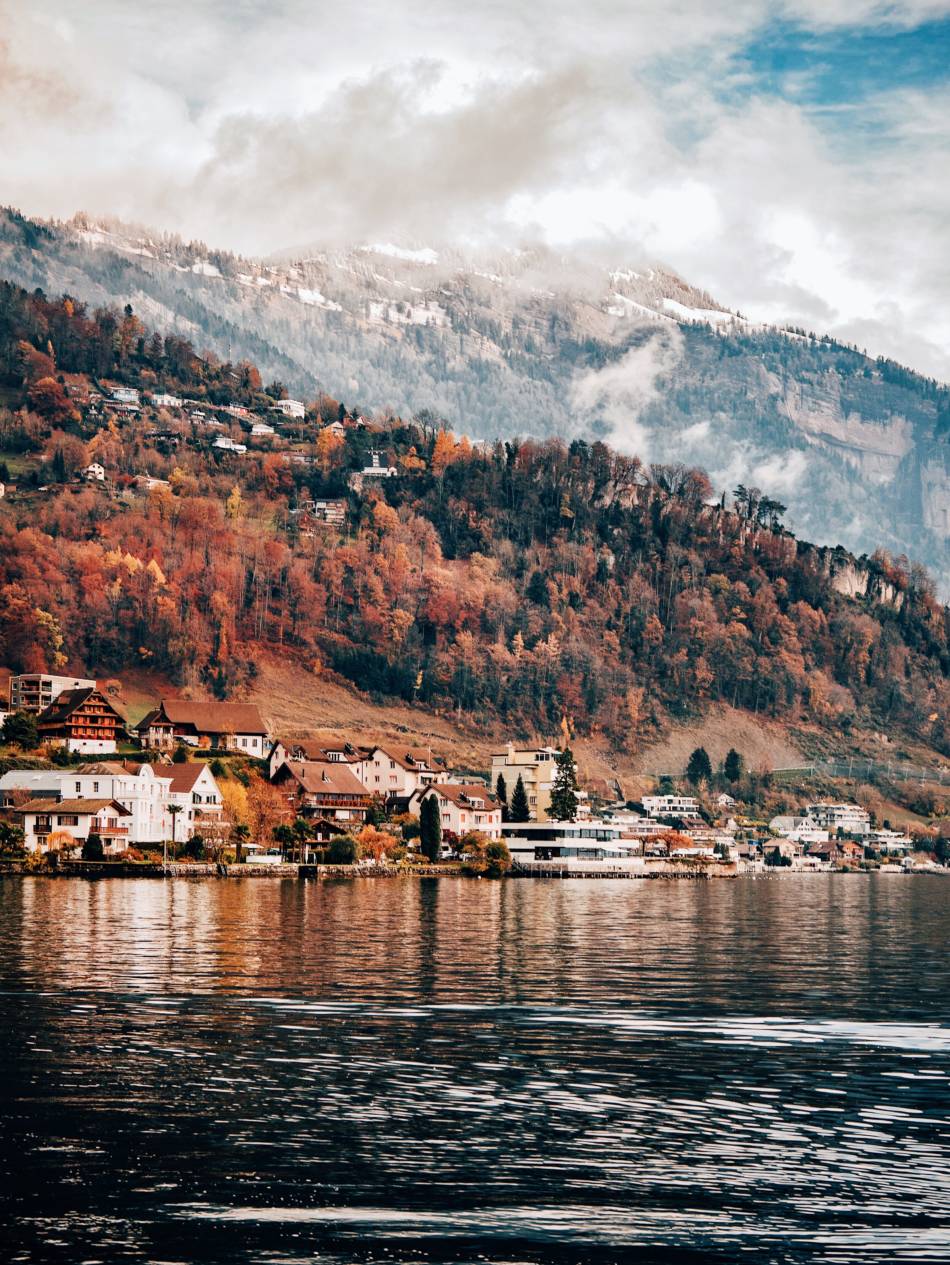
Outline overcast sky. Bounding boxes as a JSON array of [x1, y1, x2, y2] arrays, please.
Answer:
[[2, 0, 949, 377]]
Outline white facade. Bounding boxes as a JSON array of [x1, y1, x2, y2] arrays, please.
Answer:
[[642, 794, 702, 820], [83, 463, 106, 481], [807, 802, 871, 837], [411, 785, 502, 839], [152, 392, 183, 408], [273, 399, 305, 419], [869, 828, 913, 852], [16, 799, 133, 855], [112, 386, 140, 404], [213, 436, 248, 453], [769, 815, 830, 845], [355, 747, 448, 797], [251, 422, 275, 436], [67, 763, 173, 845], [157, 763, 226, 843], [9, 673, 96, 714]]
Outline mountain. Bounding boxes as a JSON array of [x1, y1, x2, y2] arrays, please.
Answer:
[[1, 206, 947, 586], [0, 276, 948, 766]]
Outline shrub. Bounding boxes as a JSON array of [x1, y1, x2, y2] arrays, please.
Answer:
[[183, 834, 206, 861], [82, 833, 104, 861], [327, 835, 358, 865]]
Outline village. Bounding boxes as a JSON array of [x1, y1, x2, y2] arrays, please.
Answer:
[[0, 672, 943, 878]]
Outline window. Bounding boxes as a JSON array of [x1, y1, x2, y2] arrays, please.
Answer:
[[57, 815, 79, 827], [75, 782, 81, 793], [93, 782, 99, 793]]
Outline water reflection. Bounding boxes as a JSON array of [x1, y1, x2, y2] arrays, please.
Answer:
[[1, 875, 948, 1263]]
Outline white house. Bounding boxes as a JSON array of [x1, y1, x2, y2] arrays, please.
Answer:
[[65, 762, 173, 845], [806, 802, 871, 837], [641, 794, 702, 821], [408, 783, 502, 840], [869, 828, 914, 853], [355, 746, 449, 798], [83, 462, 106, 482], [272, 399, 305, 419], [112, 386, 140, 404], [251, 422, 275, 436], [152, 392, 183, 408], [769, 815, 830, 846], [213, 436, 248, 453], [15, 798, 133, 855], [150, 762, 226, 843]]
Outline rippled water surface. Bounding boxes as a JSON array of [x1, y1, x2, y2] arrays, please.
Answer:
[[1, 874, 948, 1264]]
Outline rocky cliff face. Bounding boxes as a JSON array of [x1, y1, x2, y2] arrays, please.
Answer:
[[0, 208, 946, 586]]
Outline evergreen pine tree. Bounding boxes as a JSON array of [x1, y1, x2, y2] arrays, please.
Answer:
[[723, 748, 744, 783], [495, 773, 508, 821], [509, 774, 530, 822], [549, 748, 579, 821], [686, 746, 713, 785], [420, 794, 442, 862]]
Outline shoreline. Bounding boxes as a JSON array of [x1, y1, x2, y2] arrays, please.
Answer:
[[0, 860, 941, 881]]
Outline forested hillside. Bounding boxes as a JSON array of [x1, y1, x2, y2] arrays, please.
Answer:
[[0, 207, 947, 587], [1, 280, 948, 756]]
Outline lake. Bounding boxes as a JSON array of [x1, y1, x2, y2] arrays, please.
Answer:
[[1, 874, 948, 1263]]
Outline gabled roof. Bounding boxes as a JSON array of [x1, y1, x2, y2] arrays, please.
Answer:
[[139, 699, 268, 735], [424, 783, 499, 810], [279, 760, 369, 797], [147, 762, 211, 793], [369, 744, 446, 771], [37, 687, 124, 727], [16, 798, 131, 815]]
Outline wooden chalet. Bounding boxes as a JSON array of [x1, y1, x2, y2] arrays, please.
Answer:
[[36, 687, 125, 755], [272, 760, 371, 824], [136, 699, 270, 755]]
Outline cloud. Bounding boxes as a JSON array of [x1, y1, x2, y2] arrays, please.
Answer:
[[2, 0, 950, 377], [569, 328, 684, 460]]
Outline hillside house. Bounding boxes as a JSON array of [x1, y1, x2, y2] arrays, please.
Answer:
[[641, 794, 702, 821], [16, 798, 133, 855], [408, 783, 502, 840], [489, 744, 564, 821], [9, 673, 96, 714], [83, 463, 106, 482], [136, 700, 270, 754], [111, 386, 140, 404], [271, 760, 371, 823], [213, 435, 247, 453], [806, 802, 871, 837], [348, 451, 398, 492], [267, 738, 365, 780], [356, 746, 449, 798], [251, 422, 275, 436], [152, 392, 183, 408], [65, 761, 171, 844], [151, 762, 226, 843], [272, 399, 305, 419], [36, 687, 125, 754]]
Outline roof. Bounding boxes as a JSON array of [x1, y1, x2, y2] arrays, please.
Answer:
[[280, 760, 369, 797], [147, 763, 209, 793], [0, 770, 63, 791], [140, 699, 268, 735], [72, 761, 130, 775], [425, 783, 499, 810], [37, 687, 123, 726], [16, 798, 131, 815]]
